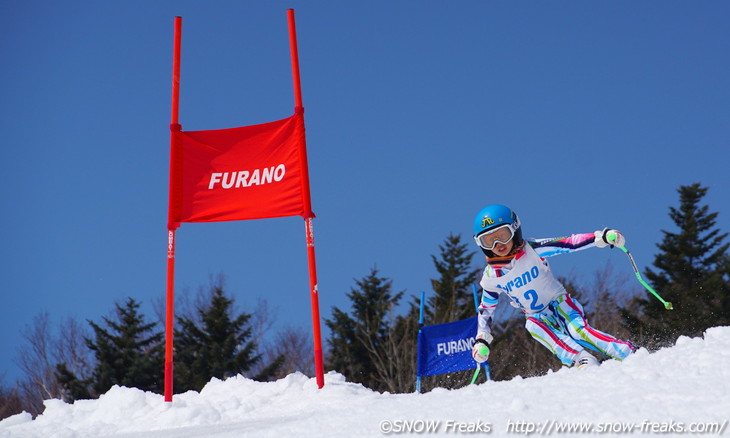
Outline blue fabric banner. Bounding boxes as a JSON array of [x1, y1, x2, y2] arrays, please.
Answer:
[[417, 316, 480, 377]]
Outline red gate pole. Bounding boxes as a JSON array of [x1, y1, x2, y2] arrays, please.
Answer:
[[164, 16, 183, 402], [287, 9, 325, 388]]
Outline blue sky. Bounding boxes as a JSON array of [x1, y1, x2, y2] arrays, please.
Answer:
[[1, 1, 728, 384]]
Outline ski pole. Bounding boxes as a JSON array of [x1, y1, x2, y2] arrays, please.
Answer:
[[470, 344, 489, 384], [607, 232, 673, 310], [470, 366, 481, 384], [470, 284, 486, 384]]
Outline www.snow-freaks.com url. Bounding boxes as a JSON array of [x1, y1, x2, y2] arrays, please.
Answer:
[[377, 419, 728, 435], [505, 419, 728, 435]]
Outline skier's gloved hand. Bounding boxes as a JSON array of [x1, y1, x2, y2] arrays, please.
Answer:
[[472, 332, 493, 363], [594, 228, 625, 248]]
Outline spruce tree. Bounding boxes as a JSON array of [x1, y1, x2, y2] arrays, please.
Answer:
[[325, 307, 368, 386], [626, 183, 729, 348], [61, 298, 164, 397], [427, 234, 480, 324], [174, 286, 261, 392], [55, 363, 91, 401], [325, 268, 406, 392]]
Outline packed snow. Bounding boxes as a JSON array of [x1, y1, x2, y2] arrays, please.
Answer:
[[2, 327, 729, 438]]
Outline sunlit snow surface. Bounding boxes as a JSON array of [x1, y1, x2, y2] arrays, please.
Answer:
[[2, 327, 729, 437]]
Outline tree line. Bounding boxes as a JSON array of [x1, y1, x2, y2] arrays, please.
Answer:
[[0, 278, 313, 419], [2, 183, 728, 419]]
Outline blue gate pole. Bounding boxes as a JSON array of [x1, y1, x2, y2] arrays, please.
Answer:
[[415, 291, 425, 393]]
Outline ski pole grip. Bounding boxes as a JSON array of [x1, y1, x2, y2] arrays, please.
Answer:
[[606, 231, 617, 243], [475, 338, 490, 356]]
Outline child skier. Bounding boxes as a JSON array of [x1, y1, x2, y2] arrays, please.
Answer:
[[470, 204, 636, 369]]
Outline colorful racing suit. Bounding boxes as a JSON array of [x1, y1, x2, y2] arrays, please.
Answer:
[[477, 233, 635, 366]]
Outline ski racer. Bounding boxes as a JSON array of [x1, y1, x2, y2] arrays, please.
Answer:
[[470, 204, 636, 369]]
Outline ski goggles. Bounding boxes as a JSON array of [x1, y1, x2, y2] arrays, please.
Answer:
[[474, 222, 519, 250]]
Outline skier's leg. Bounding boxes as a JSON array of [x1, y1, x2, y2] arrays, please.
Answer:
[[554, 294, 636, 360], [524, 313, 585, 367]]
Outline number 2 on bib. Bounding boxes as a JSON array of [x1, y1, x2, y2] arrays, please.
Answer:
[[523, 289, 544, 311]]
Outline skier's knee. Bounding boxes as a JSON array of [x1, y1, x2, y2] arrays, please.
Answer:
[[565, 322, 585, 340], [524, 317, 540, 334]]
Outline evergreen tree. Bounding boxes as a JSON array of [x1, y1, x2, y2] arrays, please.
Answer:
[[251, 354, 286, 382], [55, 363, 91, 401], [624, 183, 730, 348], [427, 234, 480, 324], [325, 307, 368, 386], [91, 298, 164, 395], [57, 298, 164, 399], [174, 286, 262, 392], [325, 268, 408, 392]]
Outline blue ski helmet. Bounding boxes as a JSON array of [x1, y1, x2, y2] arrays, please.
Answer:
[[472, 204, 524, 256]]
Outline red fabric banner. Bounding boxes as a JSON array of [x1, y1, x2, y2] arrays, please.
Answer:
[[169, 113, 308, 225]]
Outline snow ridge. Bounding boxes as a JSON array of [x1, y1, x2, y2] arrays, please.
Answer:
[[2, 327, 729, 437]]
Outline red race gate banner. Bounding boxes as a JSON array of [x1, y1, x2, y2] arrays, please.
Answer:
[[169, 112, 308, 225], [164, 10, 325, 402]]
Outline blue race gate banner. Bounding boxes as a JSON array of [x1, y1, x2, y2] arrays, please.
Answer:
[[417, 316, 479, 377]]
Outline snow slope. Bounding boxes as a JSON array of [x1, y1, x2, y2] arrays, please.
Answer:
[[2, 327, 729, 438]]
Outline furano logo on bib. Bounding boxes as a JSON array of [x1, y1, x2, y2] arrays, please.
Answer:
[[497, 266, 540, 293]]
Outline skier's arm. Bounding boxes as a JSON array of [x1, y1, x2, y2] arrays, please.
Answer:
[[473, 288, 497, 363], [529, 233, 598, 258], [476, 289, 498, 342], [530, 228, 626, 257]]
